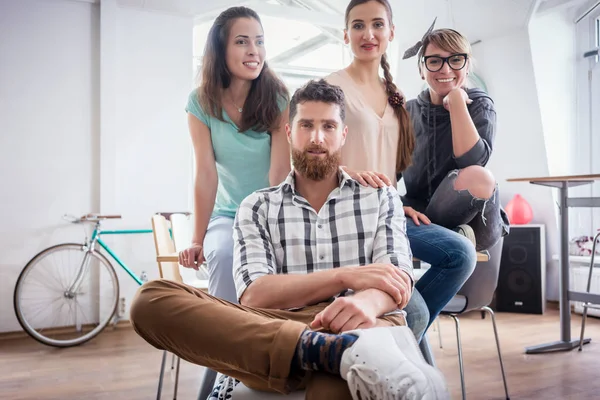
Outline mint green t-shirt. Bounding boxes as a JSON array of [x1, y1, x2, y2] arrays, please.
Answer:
[[186, 89, 282, 219]]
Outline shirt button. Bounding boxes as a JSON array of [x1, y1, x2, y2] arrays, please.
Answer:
[[318, 224, 323, 229], [319, 255, 325, 260]]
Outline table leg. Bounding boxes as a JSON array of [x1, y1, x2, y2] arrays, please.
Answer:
[[525, 183, 592, 353]]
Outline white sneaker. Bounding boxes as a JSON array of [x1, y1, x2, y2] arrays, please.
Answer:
[[340, 326, 449, 400]]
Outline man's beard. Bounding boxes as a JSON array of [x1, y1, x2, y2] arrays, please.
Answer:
[[292, 144, 341, 181]]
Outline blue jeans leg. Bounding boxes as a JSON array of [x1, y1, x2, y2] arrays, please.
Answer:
[[406, 219, 477, 328], [403, 287, 430, 343], [203, 216, 238, 304]]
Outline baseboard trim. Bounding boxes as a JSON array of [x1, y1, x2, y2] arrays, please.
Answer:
[[0, 320, 133, 342]]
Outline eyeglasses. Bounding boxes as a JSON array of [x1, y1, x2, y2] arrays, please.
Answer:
[[421, 53, 468, 72]]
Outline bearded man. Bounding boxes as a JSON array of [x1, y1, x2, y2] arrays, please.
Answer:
[[129, 79, 445, 400]]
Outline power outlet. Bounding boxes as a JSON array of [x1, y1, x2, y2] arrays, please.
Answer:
[[117, 297, 126, 318]]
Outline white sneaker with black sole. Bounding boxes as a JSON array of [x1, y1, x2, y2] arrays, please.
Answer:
[[340, 326, 449, 400]]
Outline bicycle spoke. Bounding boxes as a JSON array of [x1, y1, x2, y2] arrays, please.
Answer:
[[24, 296, 65, 331], [36, 256, 68, 291], [19, 279, 63, 294]]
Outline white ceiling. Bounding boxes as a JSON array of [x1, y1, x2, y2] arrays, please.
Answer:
[[114, 0, 597, 42], [115, 0, 598, 63]]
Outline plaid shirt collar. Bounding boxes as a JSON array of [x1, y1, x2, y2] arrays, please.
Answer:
[[281, 168, 358, 195]]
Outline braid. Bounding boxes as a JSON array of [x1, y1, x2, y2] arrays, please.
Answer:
[[381, 54, 398, 95], [380, 54, 415, 172]]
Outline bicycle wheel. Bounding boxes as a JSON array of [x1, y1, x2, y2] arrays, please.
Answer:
[[14, 243, 120, 347]]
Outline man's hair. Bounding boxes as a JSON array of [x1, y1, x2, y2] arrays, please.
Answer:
[[289, 79, 346, 124]]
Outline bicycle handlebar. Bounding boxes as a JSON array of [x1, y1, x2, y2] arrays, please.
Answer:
[[63, 212, 190, 224], [62, 214, 122, 223]]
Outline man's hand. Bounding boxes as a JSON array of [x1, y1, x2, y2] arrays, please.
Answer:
[[340, 264, 412, 307], [178, 244, 205, 270], [443, 88, 472, 111], [340, 166, 392, 188], [311, 296, 377, 333], [403, 206, 431, 226]]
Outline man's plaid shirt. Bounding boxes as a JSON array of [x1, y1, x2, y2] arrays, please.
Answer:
[[232, 169, 413, 301]]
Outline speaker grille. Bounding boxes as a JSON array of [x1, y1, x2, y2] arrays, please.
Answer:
[[506, 268, 533, 294], [496, 226, 544, 314]]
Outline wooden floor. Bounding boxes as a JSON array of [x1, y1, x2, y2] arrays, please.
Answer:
[[2, 305, 600, 400]]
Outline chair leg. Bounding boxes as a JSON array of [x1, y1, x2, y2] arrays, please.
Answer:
[[419, 333, 437, 367], [449, 314, 466, 400], [173, 356, 181, 400], [579, 233, 599, 352], [579, 304, 590, 351], [157, 350, 167, 400], [197, 369, 218, 400], [436, 317, 443, 349], [481, 306, 510, 400]]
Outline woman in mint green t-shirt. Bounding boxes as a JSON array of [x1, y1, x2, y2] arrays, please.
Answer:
[[178, 6, 290, 303]]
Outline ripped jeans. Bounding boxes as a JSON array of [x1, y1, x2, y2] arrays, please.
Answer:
[[404, 169, 510, 251]]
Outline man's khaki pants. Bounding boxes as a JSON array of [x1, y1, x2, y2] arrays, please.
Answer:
[[130, 279, 407, 400]]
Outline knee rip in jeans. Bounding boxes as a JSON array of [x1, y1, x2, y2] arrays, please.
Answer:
[[449, 169, 499, 227]]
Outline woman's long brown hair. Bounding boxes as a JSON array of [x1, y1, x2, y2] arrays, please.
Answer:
[[198, 6, 288, 133], [345, 0, 415, 172]]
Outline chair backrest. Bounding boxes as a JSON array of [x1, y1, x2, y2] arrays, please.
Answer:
[[458, 237, 504, 312], [170, 213, 194, 250], [151, 214, 183, 283], [169, 213, 209, 282]]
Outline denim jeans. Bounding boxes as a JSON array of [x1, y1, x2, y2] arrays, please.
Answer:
[[402, 286, 430, 343], [203, 216, 238, 303], [405, 169, 510, 252], [406, 219, 477, 329]]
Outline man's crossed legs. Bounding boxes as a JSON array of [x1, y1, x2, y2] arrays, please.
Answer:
[[130, 279, 449, 400]]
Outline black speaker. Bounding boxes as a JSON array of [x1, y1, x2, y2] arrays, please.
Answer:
[[496, 225, 546, 314]]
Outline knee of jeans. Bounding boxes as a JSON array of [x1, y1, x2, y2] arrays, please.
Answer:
[[454, 166, 496, 199], [205, 245, 234, 275], [449, 235, 478, 276], [406, 294, 430, 341]]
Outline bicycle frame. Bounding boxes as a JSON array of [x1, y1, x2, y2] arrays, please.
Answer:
[[90, 225, 152, 286]]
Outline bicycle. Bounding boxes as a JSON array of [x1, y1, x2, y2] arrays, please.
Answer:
[[13, 213, 153, 348]]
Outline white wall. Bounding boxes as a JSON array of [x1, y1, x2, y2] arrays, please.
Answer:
[[109, 6, 194, 310], [0, 0, 99, 333], [573, 9, 600, 239], [529, 10, 577, 178], [0, 0, 193, 333], [473, 29, 561, 300]]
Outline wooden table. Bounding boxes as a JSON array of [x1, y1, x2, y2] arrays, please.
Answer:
[[507, 174, 600, 354]]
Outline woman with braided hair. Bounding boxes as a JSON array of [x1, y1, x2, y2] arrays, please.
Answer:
[[326, 0, 477, 336]]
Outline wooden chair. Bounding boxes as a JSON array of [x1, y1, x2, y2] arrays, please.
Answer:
[[151, 213, 209, 400], [169, 213, 209, 287]]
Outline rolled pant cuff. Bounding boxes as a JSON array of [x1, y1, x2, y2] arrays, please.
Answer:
[[268, 319, 308, 393]]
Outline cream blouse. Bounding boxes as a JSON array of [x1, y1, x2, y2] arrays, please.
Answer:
[[325, 69, 400, 184]]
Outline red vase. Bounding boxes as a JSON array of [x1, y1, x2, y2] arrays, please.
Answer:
[[505, 194, 533, 225]]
